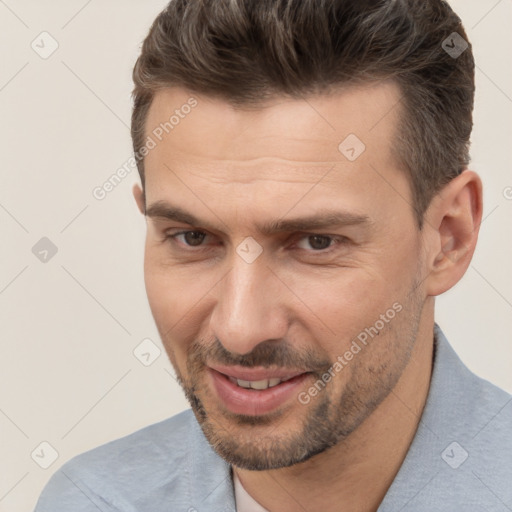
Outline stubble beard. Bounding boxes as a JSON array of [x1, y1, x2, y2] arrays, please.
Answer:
[[169, 286, 425, 471]]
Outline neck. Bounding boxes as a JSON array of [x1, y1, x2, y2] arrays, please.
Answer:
[[232, 314, 435, 512]]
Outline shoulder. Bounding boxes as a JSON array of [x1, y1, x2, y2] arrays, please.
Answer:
[[33, 409, 199, 511], [462, 368, 512, 457], [432, 325, 512, 455], [379, 327, 512, 510], [73, 407, 194, 467], [64, 407, 195, 479], [435, 327, 512, 442]]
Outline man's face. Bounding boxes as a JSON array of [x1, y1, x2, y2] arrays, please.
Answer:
[[138, 82, 428, 470]]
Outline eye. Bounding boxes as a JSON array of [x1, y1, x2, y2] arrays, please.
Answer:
[[166, 230, 209, 247], [164, 230, 347, 254], [294, 234, 342, 252]]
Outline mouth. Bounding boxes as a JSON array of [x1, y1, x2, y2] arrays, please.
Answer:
[[207, 364, 313, 416], [226, 374, 297, 390]]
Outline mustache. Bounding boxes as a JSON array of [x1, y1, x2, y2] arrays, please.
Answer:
[[188, 337, 332, 373]]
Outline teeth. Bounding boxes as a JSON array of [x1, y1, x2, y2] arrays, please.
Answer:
[[250, 379, 272, 390], [228, 377, 287, 390]]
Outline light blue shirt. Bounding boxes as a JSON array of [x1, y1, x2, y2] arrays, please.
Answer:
[[33, 324, 512, 511]]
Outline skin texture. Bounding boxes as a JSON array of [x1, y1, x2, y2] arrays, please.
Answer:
[[132, 82, 482, 512]]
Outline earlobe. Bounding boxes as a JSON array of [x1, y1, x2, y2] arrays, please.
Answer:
[[424, 170, 483, 297], [132, 183, 145, 215]]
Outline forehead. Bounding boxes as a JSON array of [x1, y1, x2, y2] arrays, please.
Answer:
[[141, 81, 411, 227], [144, 81, 403, 170]]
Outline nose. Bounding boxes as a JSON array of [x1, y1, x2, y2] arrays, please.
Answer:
[[209, 251, 289, 356]]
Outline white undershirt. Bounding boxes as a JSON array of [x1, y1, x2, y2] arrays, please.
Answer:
[[232, 468, 270, 512]]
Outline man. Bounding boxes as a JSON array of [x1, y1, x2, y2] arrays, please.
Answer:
[[34, 0, 512, 510]]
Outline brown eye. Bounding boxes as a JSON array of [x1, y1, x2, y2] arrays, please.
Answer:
[[308, 235, 333, 250], [167, 230, 208, 247], [181, 231, 206, 246], [296, 234, 335, 251]]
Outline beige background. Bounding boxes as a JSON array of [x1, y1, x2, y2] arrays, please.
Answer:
[[0, 1, 511, 511]]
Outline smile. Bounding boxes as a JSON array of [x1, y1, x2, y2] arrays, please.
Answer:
[[207, 366, 312, 416], [227, 376, 294, 390]]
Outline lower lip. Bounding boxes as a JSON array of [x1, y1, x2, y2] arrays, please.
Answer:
[[208, 369, 311, 416]]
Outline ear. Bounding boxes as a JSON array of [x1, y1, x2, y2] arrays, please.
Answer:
[[132, 183, 145, 215], [422, 170, 483, 297]]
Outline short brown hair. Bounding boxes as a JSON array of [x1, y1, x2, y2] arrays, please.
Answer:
[[131, 0, 475, 227]]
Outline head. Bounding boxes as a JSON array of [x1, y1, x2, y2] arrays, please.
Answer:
[[131, 0, 482, 470]]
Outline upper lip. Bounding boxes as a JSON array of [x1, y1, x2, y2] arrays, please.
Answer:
[[208, 364, 307, 381]]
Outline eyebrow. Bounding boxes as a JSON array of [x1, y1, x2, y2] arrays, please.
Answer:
[[145, 200, 371, 235]]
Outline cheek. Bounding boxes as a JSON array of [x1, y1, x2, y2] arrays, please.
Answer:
[[144, 244, 195, 321], [288, 268, 398, 327], [145, 270, 193, 379], [284, 256, 417, 361], [144, 251, 171, 320], [143, 252, 189, 356], [143, 250, 218, 364]]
